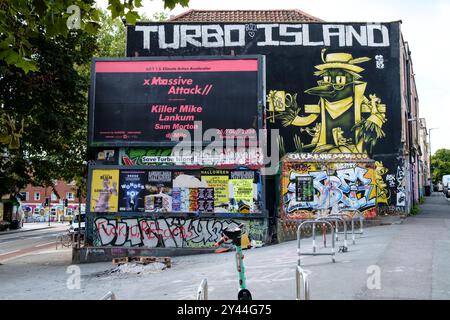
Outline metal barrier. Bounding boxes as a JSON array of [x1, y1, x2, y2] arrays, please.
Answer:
[[336, 209, 364, 245], [99, 291, 117, 300], [55, 232, 73, 250], [196, 278, 208, 300], [316, 215, 348, 249], [297, 220, 336, 265], [295, 266, 310, 300]]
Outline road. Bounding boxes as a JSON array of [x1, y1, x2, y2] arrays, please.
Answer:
[[0, 194, 449, 299], [0, 223, 68, 263]]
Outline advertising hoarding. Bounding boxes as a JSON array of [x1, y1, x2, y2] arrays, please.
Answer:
[[89, 56, 264, 147]]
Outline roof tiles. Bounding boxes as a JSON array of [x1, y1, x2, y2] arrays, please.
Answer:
[[168, 9, 322, 23]]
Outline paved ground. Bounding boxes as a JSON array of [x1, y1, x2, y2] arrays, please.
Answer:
[[0, 194, 449, 300], [0, 223, 69, 262]]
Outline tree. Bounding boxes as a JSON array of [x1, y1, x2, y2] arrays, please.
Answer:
[[95, 10, 168, 58], [0, 29, 96, 198], [431, 149, 450, 184], [0, 5, 173, 198], [0, 0, 187, 73]]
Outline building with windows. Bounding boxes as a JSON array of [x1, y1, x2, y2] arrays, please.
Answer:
[[418, 118, 431, 196], [18, 180, 85, 221]]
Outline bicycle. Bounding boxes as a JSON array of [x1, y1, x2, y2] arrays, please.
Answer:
[[56, 231, 73, 249], [214, 223, 252, 300]]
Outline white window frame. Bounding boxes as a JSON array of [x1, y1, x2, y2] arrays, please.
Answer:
[[66, 192, 74, 201], [34, 192, 41, 201]]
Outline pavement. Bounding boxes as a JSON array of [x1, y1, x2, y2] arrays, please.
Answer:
[[0, 193, 449, 300], [0, 223, 69, 263], [0, 222, 66, 235]]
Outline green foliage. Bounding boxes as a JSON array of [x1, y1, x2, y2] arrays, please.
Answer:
[[95, 9, 127, 58], [431, 149, 450, 184], [0, 29, 95, 196], [410, 203, 419, 215], [0, 5, 175, 197], [0, 0, 187, 73]]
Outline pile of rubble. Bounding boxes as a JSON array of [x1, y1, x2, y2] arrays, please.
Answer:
[[96, 256, 171, 279]]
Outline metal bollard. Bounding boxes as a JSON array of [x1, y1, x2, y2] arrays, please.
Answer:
[[297, 220, 336, 266], [337, 209, 364, 244], [99, 291, 117, 300], [296, 266, 310, 300], [317, 216, 348, 249], [196, 278, 208, 300], [55, 235, 61, 250]]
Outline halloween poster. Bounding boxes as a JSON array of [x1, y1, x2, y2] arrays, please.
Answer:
[[201, 170, 229, 212]]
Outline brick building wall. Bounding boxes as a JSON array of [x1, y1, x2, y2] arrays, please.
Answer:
[[19, 180, 85, 218]]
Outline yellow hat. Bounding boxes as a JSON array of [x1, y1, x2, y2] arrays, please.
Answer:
[[315, 49, 371, 74]]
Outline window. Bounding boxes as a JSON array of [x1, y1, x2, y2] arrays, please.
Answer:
[[19, 192, 28, 201], [66, 192, 74, 201], [51, 193, 57, 201], [34, 192, 40, 201]]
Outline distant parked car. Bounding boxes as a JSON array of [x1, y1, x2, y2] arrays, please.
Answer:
[[445, 182, 450, 198], [68, 213, 86, 235], [441, 175, 450, 197]]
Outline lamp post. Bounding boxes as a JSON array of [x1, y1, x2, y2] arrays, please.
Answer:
[[429, 127, 438, 190]]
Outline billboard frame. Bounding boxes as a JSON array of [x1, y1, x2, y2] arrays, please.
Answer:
[[88, 55, 266, 148]]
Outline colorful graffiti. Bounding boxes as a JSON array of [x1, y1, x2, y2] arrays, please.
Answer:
[[120, 148, 173, 166], [281, 160, 377, 219], [269, 49, 387, 155], [396, 161, 407, 207], [270, 50, 393, 211], [132, 22, 403, 211], [119, 147, 263, 167], [93, 217, 266, 248]]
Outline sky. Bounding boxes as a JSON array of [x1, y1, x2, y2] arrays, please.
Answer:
[[96, 0, 450, 154]]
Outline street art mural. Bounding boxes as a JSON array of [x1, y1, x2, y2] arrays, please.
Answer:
[[93, 217, 266, 248], [280, 154, 377, 219], [126, 22, 404, 212], [268, 49, 387, 155], [269, 49, 391, 212]]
